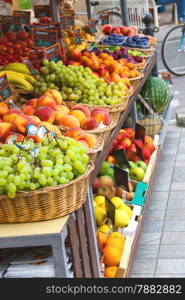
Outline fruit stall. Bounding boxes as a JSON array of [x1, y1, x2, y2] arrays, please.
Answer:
[[0, 0, 172, 278]]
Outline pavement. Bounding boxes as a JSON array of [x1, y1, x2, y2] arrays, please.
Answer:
[[131, 122, 185, 278]]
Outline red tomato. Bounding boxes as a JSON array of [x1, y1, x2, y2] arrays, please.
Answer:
[[7, 48, 15, 55]]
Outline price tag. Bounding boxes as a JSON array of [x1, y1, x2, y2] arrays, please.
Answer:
[[114, 166, 130, 192], [74, 29, 81, 45], [0, 73, 14, 102], [0, 15, 22, 33], [135, 123, 145, 143], [21, 58, 39, 77], [31, 23, 62, 38], [88, 19, 97, 34], [135, 143, 144, 161], [32, 29, 58, 48], [62, 9, 75, 27], [34, 5, 51, 18], [44, 43, 62, 62], [60, 14, 67, 30], [101, 14, 110, 25], [13, 10, 31, 25], [105, 196, 116, 225], [112, 149, 130, 169]]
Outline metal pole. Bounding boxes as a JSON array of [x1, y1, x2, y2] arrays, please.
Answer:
[[86, 0, 91, 19], [120, 0, 129, 26], [50, 0, 60, 22]]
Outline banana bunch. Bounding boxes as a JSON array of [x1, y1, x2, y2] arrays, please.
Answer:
[[1, 63, 36, 92]]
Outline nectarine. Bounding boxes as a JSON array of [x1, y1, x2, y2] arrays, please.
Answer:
[[71, 104, 91, 118], [22, 105, 35, 116], [81, 118, 98, 130], [37, 94, 57, 110], [3, 109, 23, 123], [59, 115, 80, 128], [0, 122, 12, 142], [35, 106, 55, 123], [70, 110, 86, 124], [45, 89, 62, 105], [0, 102, 8, 117]]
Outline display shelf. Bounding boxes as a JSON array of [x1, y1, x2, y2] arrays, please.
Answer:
[[90, 53, 157, 185]]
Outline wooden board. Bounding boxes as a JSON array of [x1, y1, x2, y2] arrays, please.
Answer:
[[143, 135, 159, 184], [0, 216, 69, 238], [116, 235, 135, 278]]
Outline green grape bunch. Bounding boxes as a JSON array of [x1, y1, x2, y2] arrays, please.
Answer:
[[0, 134, 89, 199], [34, 60, 127, 106]]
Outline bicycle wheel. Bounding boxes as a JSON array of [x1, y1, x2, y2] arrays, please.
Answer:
[[161, 25, 185, 76], [95, 12, 122, 26]]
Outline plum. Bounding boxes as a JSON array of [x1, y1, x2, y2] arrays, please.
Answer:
[[134, 56, 142, 63]]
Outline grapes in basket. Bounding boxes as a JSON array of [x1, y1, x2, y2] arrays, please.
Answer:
[[0, 133, 89, 199]]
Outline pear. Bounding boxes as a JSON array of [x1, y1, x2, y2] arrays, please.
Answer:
[[94, 206, 107, 226], [115, 209, 130, 228], [111, 197, 123, 209], [119, 203, 133, 218]]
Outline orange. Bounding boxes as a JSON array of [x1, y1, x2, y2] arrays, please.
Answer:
[[106, 238, 124, 253], [103, 246, 122, 266], [96, 231, 107, 249], [104, 266, 118, 278], [108, 232, 125, 244]]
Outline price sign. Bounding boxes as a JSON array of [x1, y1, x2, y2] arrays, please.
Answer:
[[62, 9, 75, 27], [88, 19, 97, 34], [21, 58, 39, 77], [74, 29, 81, 45], [13, 10, 31, 25], [60, 14, 67, 30], [0, 15, 22, 33], [31, 23, 61, 38], [33, 29, 58, 48], [34, 5, 51, 18], [44, 43, 62, 62], [135, 123, 145, 143], [101, 14, 110, 25], [112, 149, 130, 170], [114, 166, 130, 192], [105, 196, 116, 224], [0, 73, 14, 102]]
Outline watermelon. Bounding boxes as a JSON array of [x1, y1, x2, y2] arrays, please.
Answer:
[[140, 76, 170, 114]]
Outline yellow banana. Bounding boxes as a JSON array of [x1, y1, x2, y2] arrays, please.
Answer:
[[19, 73, 36, 85], [2, 63, 32, 75], [0, 70, 33, 91]]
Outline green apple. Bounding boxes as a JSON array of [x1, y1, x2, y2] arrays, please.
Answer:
[[129, 167, 145, 181], [135, 160, 147, 172], [129, 161, 136, 169]]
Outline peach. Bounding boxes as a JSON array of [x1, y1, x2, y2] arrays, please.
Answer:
[[144, 136, 153, 144], [79, 133, 97, 148], [59, 115, 80, 128], [38, 122, 61, 135], [35, 106, 55, 123], [70, 110, 86, 124], [91, 108, 111, 126], [45, 89, 63, 105], [27, 98, 38, 108], [37, 94, 57, 110], [0, 122, 12, 142], [12, 115, 35, 134], [3, 108, 23, 123], [56, 105, 70, 114], [0, 118, 3, 122], [71, 104, 91, 118], [144, 143, 156, 155], [22, 105, 35, 116], [81, 118, 98, 130], [29, 115, 41, 124], [65, 127, 84, 140], [5, 133, 25, 144], [0, 102, 8, 117]]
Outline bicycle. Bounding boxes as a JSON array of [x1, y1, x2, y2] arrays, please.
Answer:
[[161, 21, 185, 76], [90, 1, 122, 26]]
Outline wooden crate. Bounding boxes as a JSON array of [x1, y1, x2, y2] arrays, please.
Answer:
[[143, 135, 159, 184]]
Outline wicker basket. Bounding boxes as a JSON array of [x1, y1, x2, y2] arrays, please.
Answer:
[[0, 165, 94, 224], [129, 73, 144, 89], [135, 59, 147, 71]]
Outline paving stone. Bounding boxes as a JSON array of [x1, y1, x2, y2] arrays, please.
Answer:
[[166, 131, 180, 138], [132, 259, 157, 274], [139, 233, 162, 245], [161, 232, 185, 244], [162, 148, 178, 155], [171, 182, 185, 191], [177, 148, 185, 154], [152, 182, 171, 192], [158, 161, 175, 169], [163, 220, 185, 232], [156, 259, 185, 274], [155, 167, 174, 177], [155, 274, 185, 278], [146, 209, 166, 221], [150, 192, 169, 201], [172, 168, 185, 183], [169, 191, 185, 201], [175, 161, 185, 167], [136, 244, 159, 259], [165, 209, 185, 220], [164, 137, 179, 144], [179, 143, 185, 149], [159, 245, 185, 259], [131, 274, 154, 278], [160, 154, 177, 161], [153, 176, 172, 186], [149, 200, 168, 210], [143, 221, 163, 233], [168, 199, 185, 209], [176, 154, 185, 161]]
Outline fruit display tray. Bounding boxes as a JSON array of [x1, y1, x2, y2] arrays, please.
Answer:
[[143, 135, 159, 184]]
